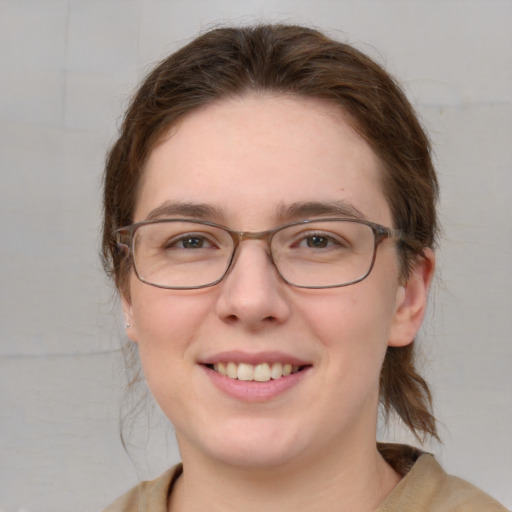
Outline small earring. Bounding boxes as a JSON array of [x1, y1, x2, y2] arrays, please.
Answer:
[[125, 322, 133, 328]]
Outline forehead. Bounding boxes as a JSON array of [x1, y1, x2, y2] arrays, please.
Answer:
[[135, 94, 391, 228]]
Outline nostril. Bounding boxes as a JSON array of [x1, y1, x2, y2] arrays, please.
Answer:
[[224, 314, 239, 324]]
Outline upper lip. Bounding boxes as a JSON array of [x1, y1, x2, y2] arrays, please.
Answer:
[[199, 350, 311, 366]]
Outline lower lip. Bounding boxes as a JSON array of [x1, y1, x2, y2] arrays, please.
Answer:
[[201, 365, 310, 402]]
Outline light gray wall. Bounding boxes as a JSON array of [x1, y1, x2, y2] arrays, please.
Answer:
[[0, 1, 511, 510]]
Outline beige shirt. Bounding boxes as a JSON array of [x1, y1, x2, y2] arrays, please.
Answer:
[[103, 445, 507, 511]]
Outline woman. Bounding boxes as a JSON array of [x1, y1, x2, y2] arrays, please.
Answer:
[[102, 24, 506, 511]]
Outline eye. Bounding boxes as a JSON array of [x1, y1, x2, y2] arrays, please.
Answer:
[[295, 231, 346, 249], [179, 236, 208, 249], [165, 233, 216, 250], [305, 234, 331, 248]]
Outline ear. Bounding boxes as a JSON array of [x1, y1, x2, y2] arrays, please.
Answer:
[[388, 248, 435, 347], [121, 291, 139, 343]]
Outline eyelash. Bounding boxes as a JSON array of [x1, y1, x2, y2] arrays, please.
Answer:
[[292, 231, 347, 249], [165, 233, 217, 249]]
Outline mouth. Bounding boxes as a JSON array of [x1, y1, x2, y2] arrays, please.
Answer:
[[200, 353, 312, 401], [204, 362, 309, 382]]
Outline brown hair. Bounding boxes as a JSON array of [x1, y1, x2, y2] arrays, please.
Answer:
[[103, 24, 439, 441]]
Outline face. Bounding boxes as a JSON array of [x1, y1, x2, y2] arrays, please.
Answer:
[[123, 94, 430, 470]]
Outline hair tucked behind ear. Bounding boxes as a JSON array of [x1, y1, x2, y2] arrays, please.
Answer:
[[103, 23, 439, 442]]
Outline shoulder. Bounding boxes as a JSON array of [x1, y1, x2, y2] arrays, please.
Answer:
[[102, 464, 182, 512], [378, 450, 507, 512]]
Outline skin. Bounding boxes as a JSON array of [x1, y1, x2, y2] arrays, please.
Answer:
[[122, 94, 434, 512]]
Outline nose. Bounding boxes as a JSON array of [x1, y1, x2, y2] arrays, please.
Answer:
[[214, 241, 291, 330]]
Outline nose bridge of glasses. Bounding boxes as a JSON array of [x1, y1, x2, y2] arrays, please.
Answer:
[[228, 229, 275, 267], [237, 228, 274, 242], [238, 228, 279, 259]]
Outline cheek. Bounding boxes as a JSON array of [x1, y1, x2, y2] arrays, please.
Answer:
[[132, 284, 212, 342], [294, 278, 399, 365], [289, 287, 398, 434], [129, 289, 212, 419], [129, 286, 213, 383], [301, 293, 392, 343]]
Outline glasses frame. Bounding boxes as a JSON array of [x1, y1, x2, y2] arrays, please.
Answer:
[[116, 217, 405, 290]]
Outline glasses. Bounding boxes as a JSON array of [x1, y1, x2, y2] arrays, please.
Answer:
[[116, 218, 404, 290]]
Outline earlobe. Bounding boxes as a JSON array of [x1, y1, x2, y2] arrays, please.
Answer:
[[121, 293, 139, 343], [388, 249, 435, 348]]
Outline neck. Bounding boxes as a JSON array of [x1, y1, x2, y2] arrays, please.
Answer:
[[169, 439, 401, 512]]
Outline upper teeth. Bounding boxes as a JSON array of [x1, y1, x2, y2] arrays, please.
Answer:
[[213, 362, 300, 382]]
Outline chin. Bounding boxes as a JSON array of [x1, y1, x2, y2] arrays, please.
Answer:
[[182, 419, 309, 470], [209, 442, 302, 470]]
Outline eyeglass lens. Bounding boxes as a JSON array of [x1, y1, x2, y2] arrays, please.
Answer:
[[130, 220, 378, 289]]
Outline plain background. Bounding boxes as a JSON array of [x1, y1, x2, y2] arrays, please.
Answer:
[[0, 1, 511, 510]]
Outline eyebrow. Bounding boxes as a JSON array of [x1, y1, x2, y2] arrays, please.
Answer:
[[145, 201, 226, 221], [275, 200, 367, 223], [144, 199, 366, 224]]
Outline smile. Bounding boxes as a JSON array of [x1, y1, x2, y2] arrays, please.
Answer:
[[209, 362, 303, 382]]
